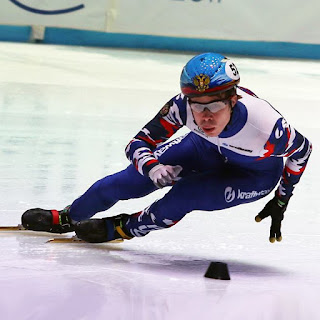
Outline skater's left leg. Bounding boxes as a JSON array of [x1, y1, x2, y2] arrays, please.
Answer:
[[75, 164, 283, 242], [123, 164, 283, 238]]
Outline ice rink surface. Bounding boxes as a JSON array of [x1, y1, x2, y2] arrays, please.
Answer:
[[0, 42, 319, 320]]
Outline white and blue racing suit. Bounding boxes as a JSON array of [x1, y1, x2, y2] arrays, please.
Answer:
[[69, 87, 312, 238]]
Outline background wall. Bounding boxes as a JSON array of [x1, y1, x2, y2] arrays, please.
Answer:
[[0, 0, 319, 59]]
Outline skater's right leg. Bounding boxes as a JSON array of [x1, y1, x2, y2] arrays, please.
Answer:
[[21, 133, 201, 234], [21, 165, 156, 233]]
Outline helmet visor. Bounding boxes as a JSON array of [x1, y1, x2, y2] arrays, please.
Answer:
[[189, 99, 229, 114]]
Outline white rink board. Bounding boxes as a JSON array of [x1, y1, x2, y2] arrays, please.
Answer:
[[111, 0, 319, 44], [0, 0, 319, 44]]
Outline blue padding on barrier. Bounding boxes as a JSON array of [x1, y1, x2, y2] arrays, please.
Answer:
[[43, 28, 320, 60], [0, 25, 31, 42], [0, 25, 319, 59]]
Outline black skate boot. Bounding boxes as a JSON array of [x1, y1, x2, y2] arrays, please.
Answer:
[[21, 206, 74, 233], [74, 214, 133, 243]]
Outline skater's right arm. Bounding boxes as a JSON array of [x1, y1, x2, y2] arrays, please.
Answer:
[[125, 94, 187, 177]]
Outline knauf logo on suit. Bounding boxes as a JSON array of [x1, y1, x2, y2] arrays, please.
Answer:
[[225, 187, 271, 203]]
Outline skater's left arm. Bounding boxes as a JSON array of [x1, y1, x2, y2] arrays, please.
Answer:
[[256, 118, 312, 242]]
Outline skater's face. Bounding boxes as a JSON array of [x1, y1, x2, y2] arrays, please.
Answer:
[[189, 94, 237, 137]]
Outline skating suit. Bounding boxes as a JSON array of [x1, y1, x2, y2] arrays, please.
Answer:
[[70, 87, 312, 238]]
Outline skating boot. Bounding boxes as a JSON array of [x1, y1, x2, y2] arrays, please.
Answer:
[[74, 214, 133, 243], [21, 206, 74, 233]]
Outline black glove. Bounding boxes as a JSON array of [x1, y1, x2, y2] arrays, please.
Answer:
[[255, 196, 288, 243]]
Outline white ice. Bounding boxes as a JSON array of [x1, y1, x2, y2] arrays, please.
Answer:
[[0, 42, 319, 320]]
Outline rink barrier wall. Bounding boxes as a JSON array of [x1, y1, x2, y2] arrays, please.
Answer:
[[0, 25, 319, 60], [0, 25, 31, 42]]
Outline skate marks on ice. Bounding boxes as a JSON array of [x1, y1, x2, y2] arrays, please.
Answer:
[[0, 222, 290, 277], [0, 229, 288, 278], [0, 235, 310, 320], [0, 224, 316, 320]]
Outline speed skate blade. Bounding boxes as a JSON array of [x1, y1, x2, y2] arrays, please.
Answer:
[[46, 236, 124, 243], [0, 224, 26, 231]]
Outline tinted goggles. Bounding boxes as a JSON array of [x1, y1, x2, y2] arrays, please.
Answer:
[[189, 99, 229, 114]]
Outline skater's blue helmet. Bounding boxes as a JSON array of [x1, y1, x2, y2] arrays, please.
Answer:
[[180, 53, 240, 97]]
